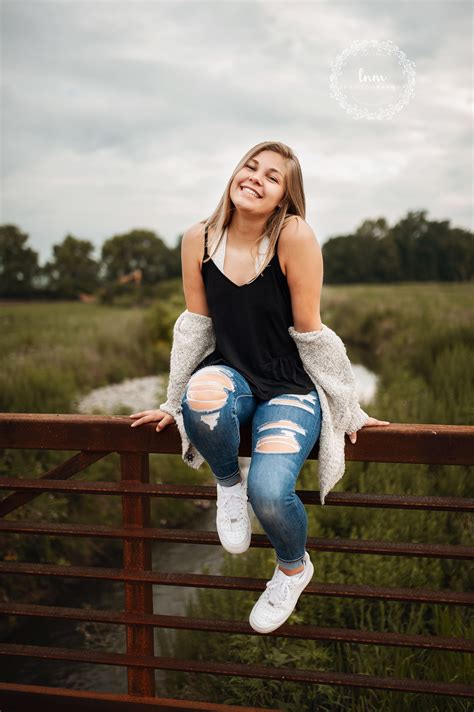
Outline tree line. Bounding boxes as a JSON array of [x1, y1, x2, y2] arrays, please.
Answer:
[[0, 227, 182, 302], [0, 209, 472, 300]]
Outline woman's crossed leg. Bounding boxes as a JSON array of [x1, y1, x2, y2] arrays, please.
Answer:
[[181, 364, 322, 633], [180, 364, 322, 571]]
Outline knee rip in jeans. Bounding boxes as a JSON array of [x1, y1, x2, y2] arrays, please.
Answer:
[[254, 392, 317, 454], [267, 393, 318, 415], [255, 419, 307, 454], [186, 366, 235, 430]]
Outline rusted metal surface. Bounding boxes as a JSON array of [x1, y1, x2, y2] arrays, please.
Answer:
[[0, 451, 109, 517], [1, 477, 472, 512], [0, 644, 472, 698], [0, 682, 281, 711], [0, 520, 471, 559], [0, 414, 473, 704], [0, 414, 473, 465], [2, 602, 472, 653], [1, 561, 472, 606], [121, 452, 155, 697]]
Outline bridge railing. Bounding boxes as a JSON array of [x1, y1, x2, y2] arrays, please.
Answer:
[[0, 413, 472, 710]]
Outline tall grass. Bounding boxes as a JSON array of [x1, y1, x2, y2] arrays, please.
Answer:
[[1, 301, 156, 412]]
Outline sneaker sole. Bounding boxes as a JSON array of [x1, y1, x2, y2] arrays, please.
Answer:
[[249, 556, 314, 634], [217, 525, 252, 554]]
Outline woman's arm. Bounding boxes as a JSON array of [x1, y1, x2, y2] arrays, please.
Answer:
[[158, 224, 215, 416], [129, 223, 215, 431], [283, 217, 390, 438], [181, 222, 211, 316], [280, 216, 323, 332]]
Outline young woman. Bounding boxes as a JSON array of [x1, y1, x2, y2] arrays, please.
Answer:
[[129, 141, 390, 634]]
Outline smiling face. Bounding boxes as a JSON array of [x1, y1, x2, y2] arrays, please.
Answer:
[[230, 150, 287, 217]]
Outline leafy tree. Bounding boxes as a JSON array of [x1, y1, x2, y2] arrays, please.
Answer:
[[443, 227, 474, 281], [43, 234, 100, 299], [0, 224, 40, 297], [390, 210, 432, 281], [100, 229, 180, 286], [321, 234, 354, 284], [322, 210, 473, 284], [355, 217, 391, 241]]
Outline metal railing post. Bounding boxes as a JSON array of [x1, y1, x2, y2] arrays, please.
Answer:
[[120, 452, 155, 697]]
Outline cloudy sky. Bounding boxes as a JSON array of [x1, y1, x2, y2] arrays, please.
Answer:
[[1, 0, 472, 266]]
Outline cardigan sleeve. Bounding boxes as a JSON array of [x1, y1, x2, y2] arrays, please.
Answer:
[[159, 309, 216, 419], [288, 324, 370, 433], [340, 385, 371, 433]]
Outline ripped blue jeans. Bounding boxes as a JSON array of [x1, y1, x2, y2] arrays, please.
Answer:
[[180, 364, 322, 570]]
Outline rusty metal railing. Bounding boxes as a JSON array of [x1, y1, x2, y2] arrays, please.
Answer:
[[0, 413, 473, 710]]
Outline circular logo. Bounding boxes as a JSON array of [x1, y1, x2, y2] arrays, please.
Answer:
[[329, 40, 416, 120]]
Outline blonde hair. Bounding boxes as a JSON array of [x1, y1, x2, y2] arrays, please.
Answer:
[[200, 141, 306, 284]]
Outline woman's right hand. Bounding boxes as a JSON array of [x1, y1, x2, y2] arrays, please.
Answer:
[[129, 409, 176, 432]]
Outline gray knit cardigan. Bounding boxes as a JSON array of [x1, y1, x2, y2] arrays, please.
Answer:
[[159, 309, 370, 504]]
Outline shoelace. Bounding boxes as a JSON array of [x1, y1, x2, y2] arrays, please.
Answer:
[[218, 488, 247, 524], [265, 567, 305, 607]]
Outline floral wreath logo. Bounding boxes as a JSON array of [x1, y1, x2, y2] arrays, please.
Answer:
[[329, 40, 416, 120]]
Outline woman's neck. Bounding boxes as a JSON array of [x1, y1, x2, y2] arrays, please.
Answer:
[[228, 212, 268, 244]]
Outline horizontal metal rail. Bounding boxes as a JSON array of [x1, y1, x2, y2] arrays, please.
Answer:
[[0, 477, 472, 512], [0, 520, 471, 559], [0, 682, 282, 712], [0, 451, 110, 516], [2, 602, 472, 653], [0, 414, 472, 465], [1, 561, 472, 606], [0, 644, 472, 698]]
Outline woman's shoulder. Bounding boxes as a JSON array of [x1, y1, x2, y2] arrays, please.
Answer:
[[279, 216, 318, 260], [280, 215, 314, 240], [181, 221, 208, 261], [182, 221, 207, 242]]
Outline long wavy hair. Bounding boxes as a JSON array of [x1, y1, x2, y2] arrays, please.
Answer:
[[200, 141, 306, 283]]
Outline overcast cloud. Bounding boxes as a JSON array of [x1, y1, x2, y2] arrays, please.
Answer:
[[1, 0, 472, 266]]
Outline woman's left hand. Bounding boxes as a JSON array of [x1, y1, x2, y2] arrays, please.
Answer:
[[348, 417, 390, 444]]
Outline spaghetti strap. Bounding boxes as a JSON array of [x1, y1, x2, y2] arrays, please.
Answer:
[[203, 225, 209, 260], [273, 230, 282, 259]]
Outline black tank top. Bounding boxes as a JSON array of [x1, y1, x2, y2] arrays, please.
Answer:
[[191, 224, 314, 401]]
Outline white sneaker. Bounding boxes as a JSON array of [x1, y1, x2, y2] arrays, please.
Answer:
[[216, 477, 251, 554], [249, 551, 314, 634]]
